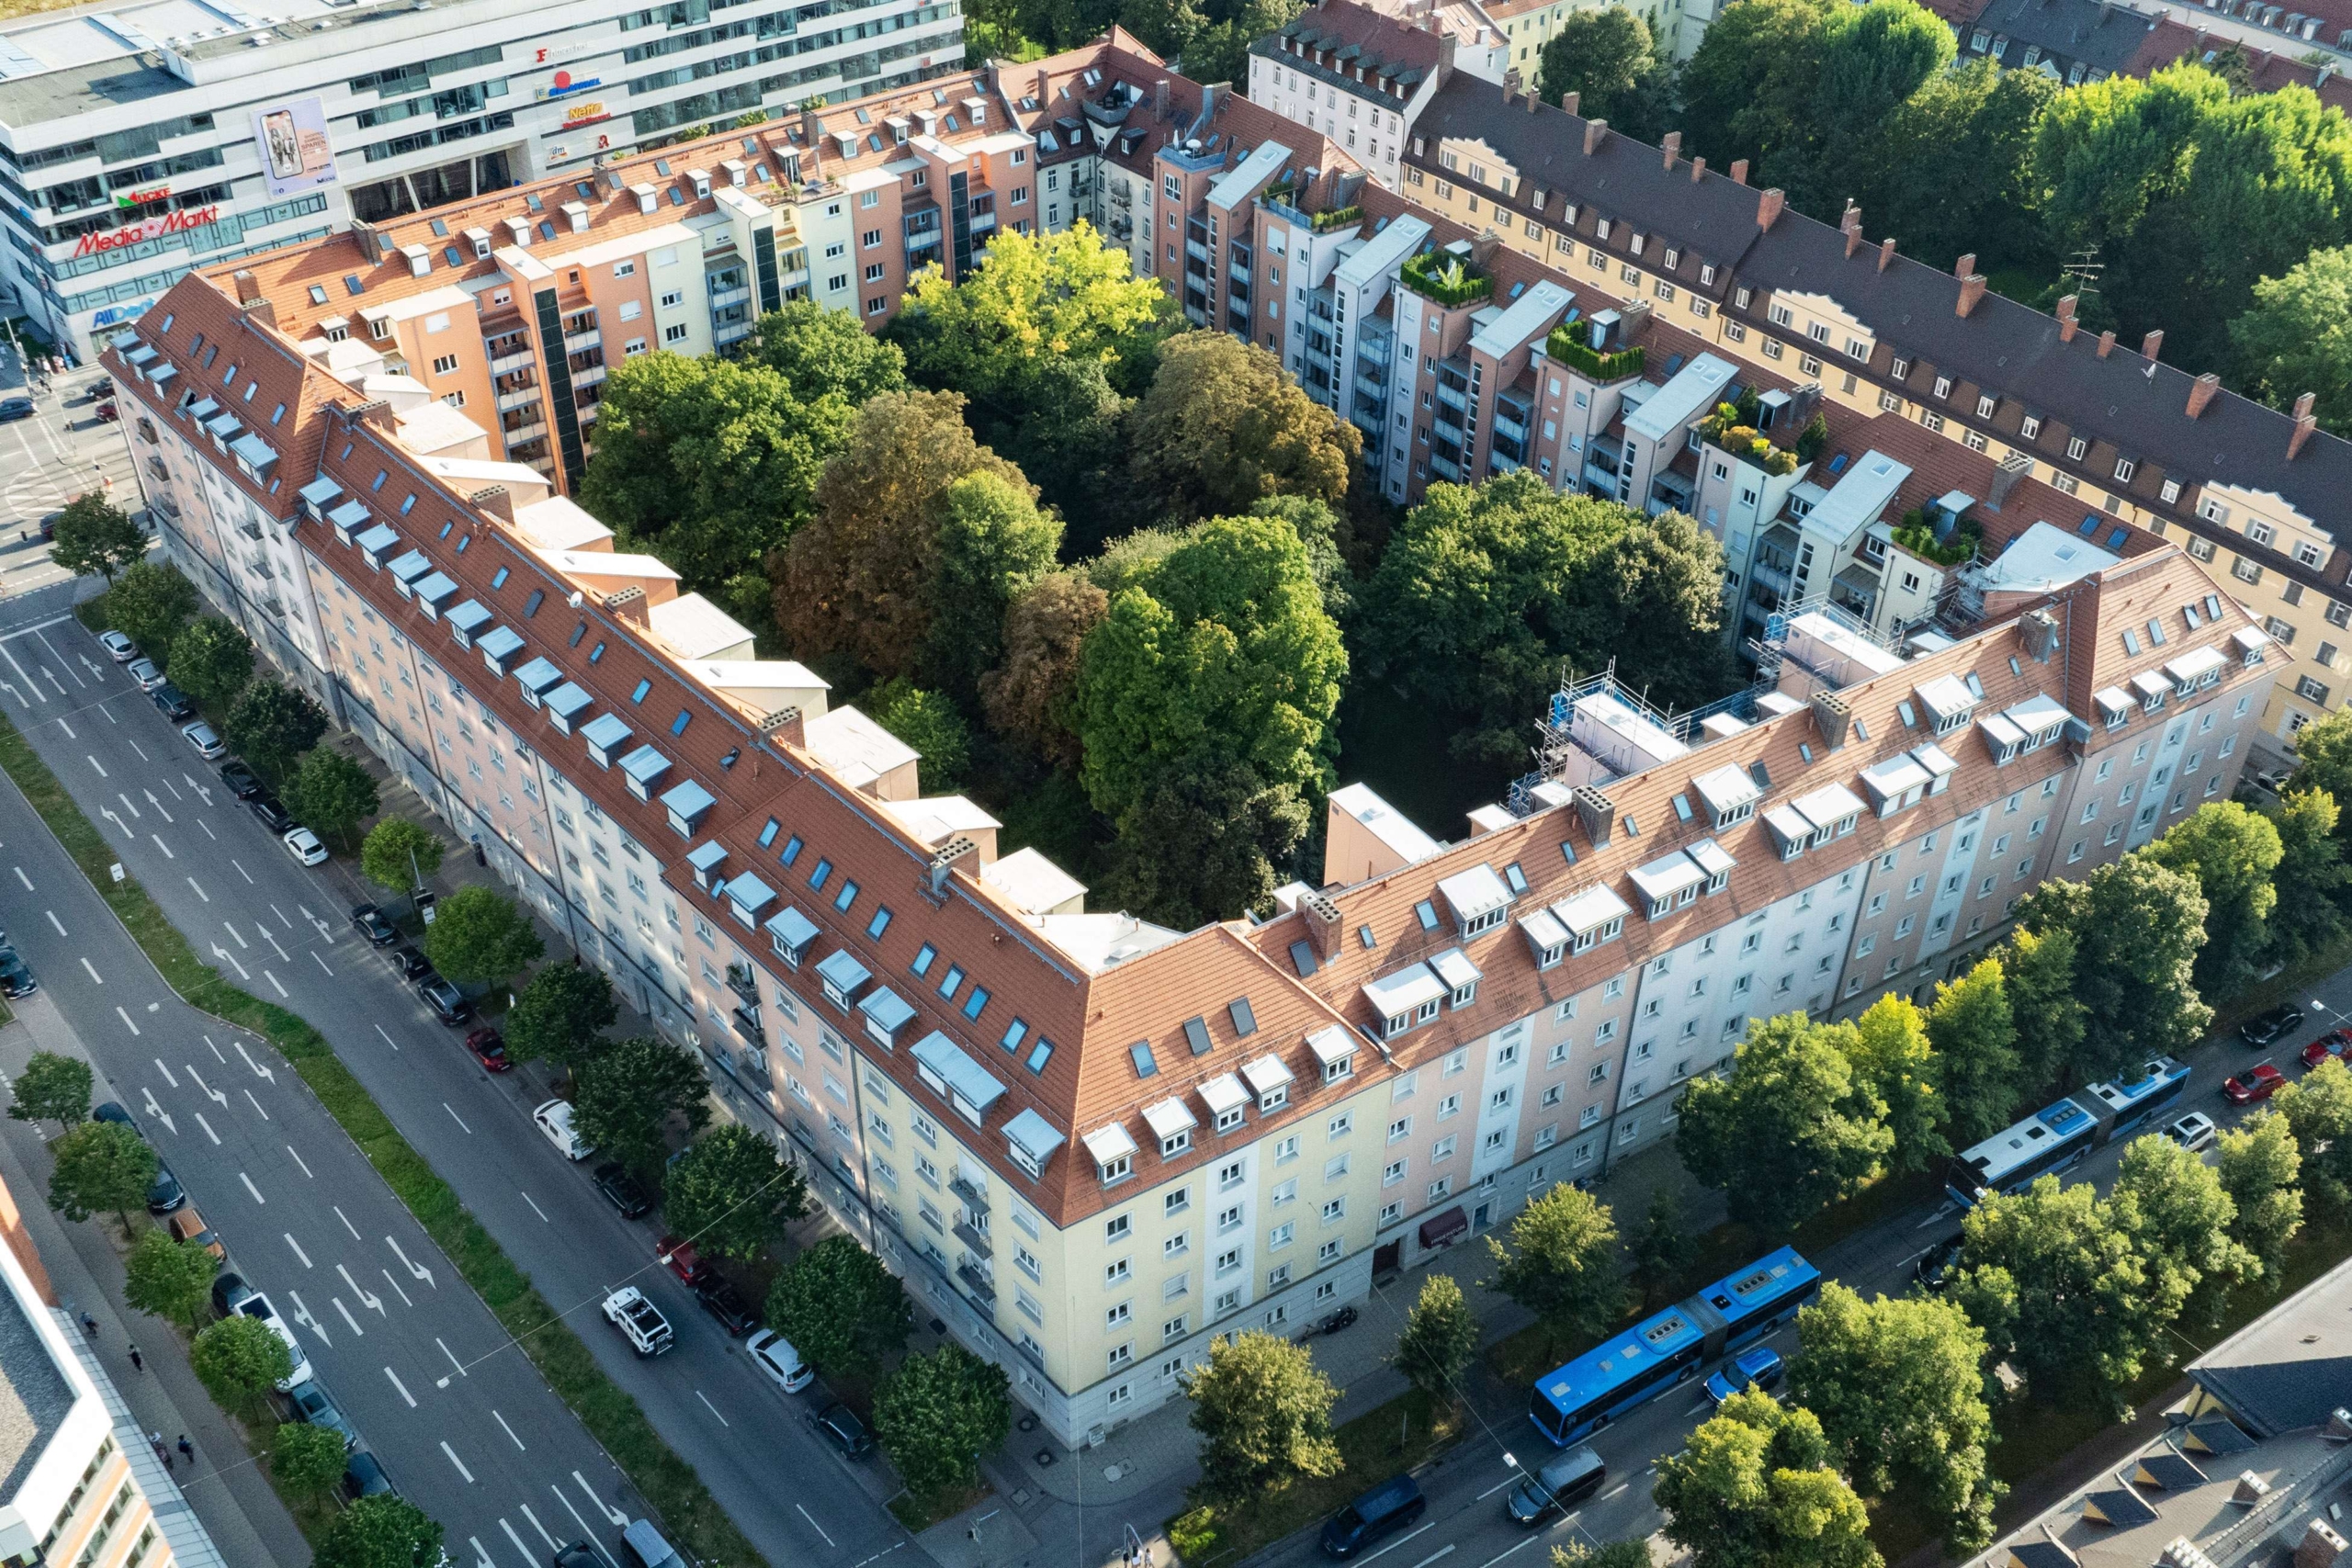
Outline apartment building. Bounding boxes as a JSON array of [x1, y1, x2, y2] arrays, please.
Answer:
[[1925, 0, 2352, 105], [0, 0, 968, 362]]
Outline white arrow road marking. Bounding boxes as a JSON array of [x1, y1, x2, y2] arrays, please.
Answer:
[[334, 1298, 365, 1337], [194, 1113, 220, 1145], [149, 834, 172, 860], [232, 857, 253, 884], [233, 1042, 274, 1082], [696, 1391, 730, 1427], [243, 1089, 269, 1121], [435, 1338, 466, 1386], [284, 1234, 311, 1268], [473, 1537, 497, 1568], [293, 904, 313, 927], [552, 1492, 616, 1568], [373, 1025, 400, 1054], [188, 1070, 227, 1106], [79, 957, 100, 985], [113, 1007, 140, 1036], [386, 1237, 435, 1288], [152, 1059, 177, 1088], [264, 970, 286, 998], [221, 921, 248, 949], [143, 789, 170, 824], [286, 1145, 311, 1179], [572, 1473, 628, 1527], [381, 1269, 413, 1308], [445, 1103, 471, 1134], [441, 1443, 474, 1483], [384, 1367, 416, 1407], [239, 1172, 265, 1205], [497, 1414, 529, 1454], [43, 910, 63, 936], [263, 929, 289, 961], [209, 945, 248, 980], [337, 1265, 384, 1315], [284, 1292, 326, 1345], [334, 1206, 361, 1242], [138, 1090, 175, 1134], [100, 808, 122, 831], [116, 792, 139, 819]]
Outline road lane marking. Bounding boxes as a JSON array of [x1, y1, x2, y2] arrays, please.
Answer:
[[337, 1265, 383, 1314], [1409, 1548, 1455, 1568], [520, 1505, 557, 1548], [695, 1391, 729, 1427], [334, 1298, 365, 1337], [12, 867, 30, 891], [243, 1089, 269, 1121], [501, 1520, 536, 1564], [374, 1025, 401, 1054], [222, 921, 247, 949], [262, 930, 289, 963], [232, 857, 253, 884], [334, 1206, 360, 1240], [284, 1292, 326, 1344], [272, 902, 294, 929], [440, 1442, 474, 1483], [286, 1145, 311, 1179], [264, 970, 287, 998], [311, 951, 333, 976], [117, 792, 139, 819], [284, 1234, 311, 1268], [381, 1269, 413, 1308], [384, 1367, 416, 1407], [209, 944, 249, 980], [494, 1412, 527, 1452], [113, 1006, 140, 1035], [152, 1059, 177, 1088], [387, 1237, 435, 1287], [239, 1172, 266, 1205], [163, 777, 182, 801], [126, 738, 147, 761], [797, 1504, 833, 1548], [552, 1491, 616, 1568], [521, 1191, 548, 1223], [206, 1037, 225, 1063], [198, 819, 215, 841], [1354, 1522, 1436, 1566], [435, 1338, 467, 1385], [86, 754, 106, 777], [1473, 1536, 1545, 1568], [149, 834, 171, 859], [194, 1113, 220, 1145], [187, 874, 209, 899], [144, 791, 171, 823], [572, 1473, 628, 1526], [139, 1089, 175, 1134], [79, 957, 100, 985], [1478, 1476, 1521, 1499], [189, 1070, 226, 1106], [43, 910, 63, 935], [444, 1103, 472, 1134], [234, 1042, 274, 1081], [1600, 1483, 1630, 1500]]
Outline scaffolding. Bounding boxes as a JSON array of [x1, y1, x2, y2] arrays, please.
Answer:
[[1504, 661, 1775, 817]]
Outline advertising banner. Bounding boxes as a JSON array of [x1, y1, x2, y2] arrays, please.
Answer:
[[251, 97, 338, 198]]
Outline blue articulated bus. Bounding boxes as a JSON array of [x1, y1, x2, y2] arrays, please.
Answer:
[[2083, 1057, 2191, 1142], [1945, 1057, 2193, 1208], [1528, 1247, 1822, 1446]]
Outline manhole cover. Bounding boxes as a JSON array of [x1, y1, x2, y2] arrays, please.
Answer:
[[1035, 1450, 1056, 1467], [1012, 1489, 1031, 1506], [1103, 1464, 1123, 1483], [1018, 1415, 1037, 1433]]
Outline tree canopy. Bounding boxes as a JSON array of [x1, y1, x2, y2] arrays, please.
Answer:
[[1180, 1330, 1343, 1508], [980, 570, 1108, 772], [571, 1036, 711, 1171], [2232, 243, 2352, 437], [50, 494, 146, 582], [282, 747, 379, 848], [1677, 1013, 1894, 1234], [313, 1495, 446, 1568], [2143, 801, 2282, 996], [873, 1343, 1012, 1499], [2276, 1056, 2352, 1206], [2018, 854, 2210, 1082], [1127, 333, 1361, 520], [360, 818, 443, 894], [919, 469, 1063, 702], [123, 1227, 218, 1331], [2217, 1111, 2304, 1280], [502, 962, 618, 1071], [421, 886, 544, 986], [47, 1120, 158, 1231], [1394, 1272, 1479, 1404], [6, 1052, 90, 1133], [224, 679, 328, 780], [166, 616, 254, 707], [893, 222, 1171, 401], [1925, 955, 2024, 1146], [1653, 1391, 1882, 1568], [1535, 8, 1673, 143], [1487, 1183, 1623, 1353], [662, 1124, 808, 1261], [1846, 993, 1947, 1173], [103, 561, 198, 660], [765, 1235, 912, 1375]]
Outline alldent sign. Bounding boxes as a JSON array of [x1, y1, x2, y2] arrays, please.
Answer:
[[74, 205, 219, 257]]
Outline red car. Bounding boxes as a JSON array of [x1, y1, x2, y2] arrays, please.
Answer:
[[2301, 1028, 2352, 1070], [463, 1027, 510, 1072], [2224, 1063, 2289, 1104], [93, 400, 118, 423], [656, 1235, 712, 1287]]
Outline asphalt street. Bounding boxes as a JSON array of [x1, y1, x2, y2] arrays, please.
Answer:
[[0, 607, 913, 1568], [0, 363, 143, 606]]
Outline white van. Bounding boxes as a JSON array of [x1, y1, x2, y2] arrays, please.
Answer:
[[623, 1519, 685, 1568], [747, 1328, 814, 1393], [533, 1099, 594, 1160]]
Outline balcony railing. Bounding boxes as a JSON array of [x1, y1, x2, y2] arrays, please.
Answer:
[[726, 964, 761, 1004], [237, 522, 263, 542], [563, 330, 602, 354], [711, 286, 752, 308], [948, 1174, 989, 1212], [730, 1006, 766, 1046], [953, 1219, 992, 1258], [488, 349, 533, 375], [496, 389, 542, 412], [956, 1262, 996, 1304]]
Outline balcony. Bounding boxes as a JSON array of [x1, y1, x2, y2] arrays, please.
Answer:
[[715, 321, 752, 346], [571, 363, 607, 389], [134, 418, 158, 446], [956, 1262, 996, 1304], [948, 1174, 989, 1212], [563, 330, 602, 355], [1433, 414, 1465, 446], [145, 457, 170, 484], [488, 348, 533, 376], [1435, 382, 1467, 413], [150, 494, 181, 522], [258, 596, 285, 618], [725, 963, 761, 1005], [496, 389, 542, 412], [730, 1005, 767, 1047], [237, 522, 263, 542], [711, 286, 752, 308], [501, 420, 547, 446], [954, 1219, 992, 1258]]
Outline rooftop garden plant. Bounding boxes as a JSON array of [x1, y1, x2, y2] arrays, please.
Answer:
[[1890, 509, 1982, 567], [1401, 250, 1492, 307], [1696, 401, 1800, 476], [1544, 326, 1645, 383]]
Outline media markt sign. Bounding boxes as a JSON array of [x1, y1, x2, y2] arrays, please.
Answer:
[[74, 206, 220, 258]]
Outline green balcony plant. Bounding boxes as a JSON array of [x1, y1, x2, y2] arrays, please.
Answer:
[[1544, 326, 1645, 381], [1402, 250, 1493, 307]]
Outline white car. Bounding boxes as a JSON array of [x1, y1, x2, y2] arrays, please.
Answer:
[[127, 657, 165, 692], [533, 1099, 593, 1160], [98, 630, 137, 662], [746, 1328, 815, 1393], [181, 721, 226, 760], [282, 828, 329, 866], [233, 1292, 315, 1391], [2166, 1111, 2219, 1152], [601, 1287, 673, 1357]]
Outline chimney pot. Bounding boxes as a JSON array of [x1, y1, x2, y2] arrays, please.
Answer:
[[1957, 272, 1987, 316], [1303, 890, 1344, 961], [1878, 235, 1897, 272], [1756, 186, 1785, 231], [1583, 118, 1609, 154], [1842, 205, 1863, 257], [1690, 155, 1706, 182], [2098, 329, 2117, 358], [232, 268, 257, 298], [1730, 158, 1748, 185], [2057, 294, 2079, 342], [2291, 398, 2322, 459], [2187, 370, 2221, 419], [1661, 130, 1681, 169], [1955, 252, 1977, 279], [243, 296, 276, 328], [603, 585, 650, 627], [468, 485, 514, 525], [761, 705, 807, 750], [2143, 328, 2164, 360]]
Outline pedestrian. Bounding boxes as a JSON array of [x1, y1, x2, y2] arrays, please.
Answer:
[[148, 1432, 164, 1461], [176, 1436, 193, 1464], [127, 1343, 141, 1371], [79, 1313, 96, 1337]]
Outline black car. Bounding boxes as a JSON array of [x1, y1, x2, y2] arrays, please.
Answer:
[[211, 1270, 254, 1318], [1321, 1475, 1426, 1558], [808, 1402, 873, 1459], [150, 682, 195, 721], [2241, 1005, 2305, 1047], [249, 795, 292, 833], [390, 945, 431, 981], [1914, 1233, 1963, 1293], [0, 944, 34, 999], [416, 976, 470, 1025], [593, 1162, 653, 1220], [93, 1101, 134, 1130], [552, 1548, 602, 1568], [342, 1451, 397, 1500], [0, 397, 31, 423], [218, 760, 263, 799], [695, 1278, 760, 1337], [145, 1164, 186, 1214], [349, 904, 399, 946]]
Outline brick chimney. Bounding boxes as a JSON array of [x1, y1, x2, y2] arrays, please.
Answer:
[[468, 485, 515, 525], [1583, 118, 1609, 154], [232, 268, 257, 299], [1878, 236, 1897, 271], [2296, 1518, 2348, 1568], [2057, 294, 2079, 343], [1526, 85, 1538, 113], [1302, 890, 1345, 962], [1035, 65, 1050, 105], [1661, 130, 1680, 169], [2290, 391, 2319, 459], [1730, 158, 1748, 186], [1956, 269, 1987, 318], [1155, 77, 1169, 117], [761, 705, 807, 750], [1690, 155, 1706, 182], [1756, 186, 1785, 230], [243, 296, 277, 329], [603, 585, 650, 627], [2098, 329, 2117, 358], [2142, 328, 2164, 360], [1561, 90, 1578, 117], [351, 399, 397, 435], [1502, 66, 1521, 103], [1955, 252, 1976, 278], [2187, 371, 2221, 419], [1840, 204, 1862, 257]]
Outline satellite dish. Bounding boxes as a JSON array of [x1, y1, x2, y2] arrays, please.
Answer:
[[567, 591, 583, 608]]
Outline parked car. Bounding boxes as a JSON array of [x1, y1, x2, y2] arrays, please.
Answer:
[[167, 1205, 225, 1260], [248, 795, 292, 834], [621, 1519, 686, 1568], [349, 904, 398, 946], [592, 1162, 652, 1219], [463, 1027, 510, 1072], [343, 1450, 396, 1500], [2166, 1112, 2220, 1152], [211, 1270, 254, 1318], [0, 945, 34, 999], [1319, 1475, 1424, 1558], [390, 945, 431, 981], [2225, 1064, 2289, 1105], [2241, 1006, 2305, 1047], [0, 397, 33, 423], [97, 631, 136, 662], [282, 828, 329, 866], [2253, 765, 2297, 795], [126, 658, 165, 692], [416, 976, 469, 1025], [1703, 1346, 1785, 1407], [656, 1235, 712, 1287], [746, 1328, 815, 1394], [2302, 1028, 2352, 1070], [218, 760, 263, 798], [92, 1102, 134, 1130], [695, 1277, 760, 1337], [92, 400, 117, 423], [601, 1287, 673, 1357], [150, 682, 194, 721], [179, 720, 226, 760], [534, 1100, 593, 1160], [284, 1380, 356, 1450], [808, 1402, 872, 1460], [144, 1164, 185, 1214], [232, 1292, 313, 1389], [552, 1547, 602, 1568], [1505, 1445, 1606, 1526], [1914, 1233, 1964, 1293]]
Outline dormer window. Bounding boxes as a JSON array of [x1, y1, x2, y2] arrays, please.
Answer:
[[1308, 1026, 1357, 1084], [1436, 863, 1513, 938], [1430, 949, 1481, 1008]]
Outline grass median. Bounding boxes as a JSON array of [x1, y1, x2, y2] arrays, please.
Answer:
[[0, 705, 771, 1568]]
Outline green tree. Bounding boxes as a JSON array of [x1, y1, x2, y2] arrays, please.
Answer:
[[2017, 854, 2211, 1082], [313, 1495, 446, 1568], [873, 1343, 1012, 1500], [1358, 474, 1733, 781], [420, 886, 544, 987], [6, 1051, 91, 1133], [1179, 1330, 1343, 1508], [1629, 1188, 1699, 1309], [281, 747, 379, 849], [662, 1124, 808, 1261], [502, 963, 619, 1072], [746, 299, 909, 407], [2217, 1110, 2304, 1280], [165, 616, 254, 707], [1951, 1175, 2172, 1407], [49, 494, 146, 583], [122, 1227, 219, 1331], [1486, 1182, 1623, 1356], [271, 1421, 351, 1500], [2290, 705, 2352, 823], [2276, 1055, 2352, 1206], [46, 1121, 158, 1235], [919, 470, 1063, 702], [1118, 0, 1203, 54], [2233, 245, 2352, 438], [359, 818, 443, 896], [1845, 993, 1947, 1173], [1925, 956, 2023, 1146], [980, 570, 1109, 771], [1127, 333, 1360, 520], [1679, 0, 1837, 182], [103, 560, 198, 659], [190, 1314, 293, 1415], [2113, 1133, 2257, 1318], [2264, 788, 2350, 962], [1393, 1272, 1479, 1405], [1182, 0, 1302, 88], [987, 355, 1130, 548], [1551, 1545, 1654, 1568], [1095, 754, 1312, 927], [1866, 59, 2055, 272], [893, 222, 1171, 402], [1785, 0, 1957, 217], [1652, 1391, 1882, 1568], [867, 679, 972, 792], [223, 679, 328, 780], [571, 1037, 711, 1172], [1677, 1014, 1894, 1235], [765, 1235, 912, 1375], [1789, 1283, 2003, 1554], [2144, 800, 2282, 996], [1536, 8, 1672, 142], [1995, 924, 2084, 1090]]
